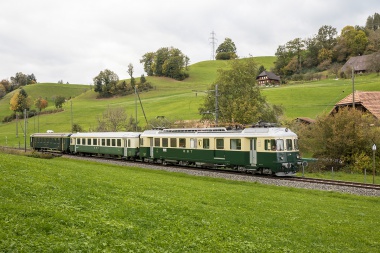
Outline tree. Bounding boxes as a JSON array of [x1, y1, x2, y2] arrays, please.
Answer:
[[96, 107, 129, 132], [9, 88, 31, 113], [297, 108, 380, 171], [140, 47, 189, 80], [215, 38, 238, 60], [0, 84, 6, 99], [54, 95, 66, 108], [93, 69, 119, 98], [34, 97, 48, 112], [0, 79, 11, 92], [10, 72, 28, 88], [128, 63, 136, 87], [199, 58, 282, 125]]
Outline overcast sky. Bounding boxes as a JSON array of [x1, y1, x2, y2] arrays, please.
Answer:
[[0, 0, 378, 84]]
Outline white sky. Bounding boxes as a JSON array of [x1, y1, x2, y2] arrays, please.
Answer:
[[0, 0, 378, 84]]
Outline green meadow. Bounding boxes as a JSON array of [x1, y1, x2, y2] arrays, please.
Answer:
[[1, 57, 380, 148], [1, 152, 379, 252]]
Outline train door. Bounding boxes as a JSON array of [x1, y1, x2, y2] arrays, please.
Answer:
[[149, 138, 154, 158], [250, 138, 257, 166], [214, 138, 225, 160], [124, 139, 128, 157]]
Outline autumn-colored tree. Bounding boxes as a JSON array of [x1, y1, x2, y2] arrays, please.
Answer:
[[9, 89, 31, 113], [34, 97, 48, 112]]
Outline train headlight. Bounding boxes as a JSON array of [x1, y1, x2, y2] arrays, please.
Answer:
[[279, 155, 284, 160], [297, 155, 300, 159]]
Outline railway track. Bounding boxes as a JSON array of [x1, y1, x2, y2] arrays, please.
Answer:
[[283, 176, 380, 190]]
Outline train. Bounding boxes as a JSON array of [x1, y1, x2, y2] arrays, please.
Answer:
[[30, 126, 303, 176]]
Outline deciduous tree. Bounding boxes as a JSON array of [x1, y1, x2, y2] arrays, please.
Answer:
[[34, 97, 48, 112], [199, 58, 282, 125], [215, 38, 238, 60], [9, 89, 31, 113]]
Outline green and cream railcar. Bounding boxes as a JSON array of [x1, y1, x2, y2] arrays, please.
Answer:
[[70, 132, 141, 159], [139, 127, 301, 175]]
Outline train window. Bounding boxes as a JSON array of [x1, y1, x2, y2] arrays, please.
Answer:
[[93, 139, 98, 145], [162, 138, 168, 147], [294, 139, 299, 150], [140, 138, 144, 146], [179, 138, 186, 148], [117, 139, 121, 147], [190, 138, 197, 148], [87, 139, 91, 145], [276, 139, 284, 151], [265, 139, 276, 151], [170, 138, 177, 147], [216, 139, 224, 149], [154, 138, 160, 147], [107, 139, 111, 146], [203, 139, 210, 149], [127, 139, 131, 147], [111, 139, 116, 146], [230, 139, 241, 150], [102, 139, 106, 146], [286, 139, 293, 150]]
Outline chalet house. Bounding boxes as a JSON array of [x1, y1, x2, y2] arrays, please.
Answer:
[[340, 53, 380, 74], [256, 71, 281, 86], [330, 91, 380, 119]]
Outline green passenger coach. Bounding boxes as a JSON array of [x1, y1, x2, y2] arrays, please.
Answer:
[[70, 132, 141, 159], [30, 133, 72, 153]]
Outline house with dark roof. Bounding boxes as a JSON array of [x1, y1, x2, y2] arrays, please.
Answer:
[[330, 91, 380, 119], [256, 71, 281, 86], [341, 53, 380, 74]]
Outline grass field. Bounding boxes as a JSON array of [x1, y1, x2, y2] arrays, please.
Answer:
[[1, 152, 379, 252]]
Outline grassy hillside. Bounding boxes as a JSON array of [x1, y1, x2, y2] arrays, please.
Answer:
[[1, 56, 380, 147], [1, 152, 379, 252]]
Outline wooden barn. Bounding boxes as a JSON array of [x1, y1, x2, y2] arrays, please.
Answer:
[[256, 71, 281, 86], [330, 91, 380, 119]]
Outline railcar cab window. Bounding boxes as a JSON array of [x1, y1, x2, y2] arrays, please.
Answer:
[[265, 139, 284, 151], [286, 139, 293, 150], [170, 138, 177, 147], [162, 138, 168, 147], [216, 139, 224, 149], [294, 139, 299, 150], [179, 138, 186, 148], [230, 139, 241, 150], [203, 138, 210, 149]]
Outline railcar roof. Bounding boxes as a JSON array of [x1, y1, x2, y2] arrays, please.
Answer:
[[141, 128, 297, 138], [70, 132, 141, 138], [30, 133, 72, 138]]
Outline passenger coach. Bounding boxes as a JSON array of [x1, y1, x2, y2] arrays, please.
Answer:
[[70, 132, 141, 159]]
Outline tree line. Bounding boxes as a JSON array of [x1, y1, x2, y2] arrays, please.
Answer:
[[273, 12, 380, 81], [0, 72, 37, 99]]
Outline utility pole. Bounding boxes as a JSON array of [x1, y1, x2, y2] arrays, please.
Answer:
[[209, 31, 217, 60], [352, 65, 355, 109], [135, 85, 138, 131], [24, 109, 27, 152], [215, 84, 218, 126]]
